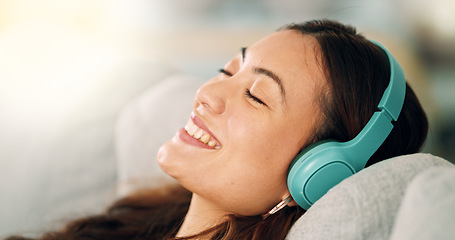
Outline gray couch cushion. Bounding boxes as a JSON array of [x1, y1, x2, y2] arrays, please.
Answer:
[[389, 167, 455, 240], [286, 153, 454, 240]]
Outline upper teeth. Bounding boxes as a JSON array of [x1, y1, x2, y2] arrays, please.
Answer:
[[185, 120, 219, 149]]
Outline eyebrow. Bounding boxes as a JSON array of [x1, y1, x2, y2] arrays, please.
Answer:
[[241, 47, 286, 105], [254, 67, 286, 105], [241, 47, 286, 103]]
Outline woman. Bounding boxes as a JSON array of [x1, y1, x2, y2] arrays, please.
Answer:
[[7, 19, 428, 240]]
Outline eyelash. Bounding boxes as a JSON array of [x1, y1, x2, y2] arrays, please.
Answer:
[[218, 68, 267, 106], [219, 68, 232, 76], [245, 89, 266, 106]]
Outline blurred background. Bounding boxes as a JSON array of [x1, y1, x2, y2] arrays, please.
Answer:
[[0, 0, 454, 237]]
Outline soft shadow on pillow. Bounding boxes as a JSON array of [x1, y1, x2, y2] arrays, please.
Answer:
[[115, 74, 205, 198]]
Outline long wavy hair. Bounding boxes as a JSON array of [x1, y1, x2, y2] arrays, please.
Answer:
[[6, 19, 428, 240]]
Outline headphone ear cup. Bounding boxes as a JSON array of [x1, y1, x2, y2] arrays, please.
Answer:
[[287, 141, 355, 210]]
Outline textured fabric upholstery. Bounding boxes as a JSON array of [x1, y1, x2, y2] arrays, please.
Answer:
[[286, 153, 454, 240], [389, 167, 455, 240]]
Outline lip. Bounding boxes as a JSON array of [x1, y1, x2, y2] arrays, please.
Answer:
[[178, 128, 216, 149], [178, 112, 221, 149], [191, 113, 221, 145]]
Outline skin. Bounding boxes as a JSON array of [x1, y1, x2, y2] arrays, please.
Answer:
[[157, 30, 326, 237]]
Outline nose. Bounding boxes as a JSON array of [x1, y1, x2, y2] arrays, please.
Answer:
[[195, 80, 227, 115]]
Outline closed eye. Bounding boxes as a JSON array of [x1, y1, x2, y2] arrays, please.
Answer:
[[220, 68, 267, 107], [219, 68, 233, 76], [245, 89, 267, 106]]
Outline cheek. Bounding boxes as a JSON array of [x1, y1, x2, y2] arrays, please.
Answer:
[[226, 112, 303, 175], [236, 127, 299, 166], [195, 162, 287, 216], [224, 136, 295, 197]]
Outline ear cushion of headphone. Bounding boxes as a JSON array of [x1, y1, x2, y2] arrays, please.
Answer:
[[287, 141, 356, 210]]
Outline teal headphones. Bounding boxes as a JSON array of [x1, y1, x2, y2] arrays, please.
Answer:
[[287, 41, 406, 210]]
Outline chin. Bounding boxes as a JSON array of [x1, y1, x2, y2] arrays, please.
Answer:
[[157, 140, 176, 176], [156, 137, 189, 181]]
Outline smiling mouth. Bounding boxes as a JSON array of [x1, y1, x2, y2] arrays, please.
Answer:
[[184, 120, 220, 149]]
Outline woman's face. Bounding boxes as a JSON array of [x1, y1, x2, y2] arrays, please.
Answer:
[[158, 30, 325, 216]]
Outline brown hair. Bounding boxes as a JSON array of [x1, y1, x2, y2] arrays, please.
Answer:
[[5, 185, 304, 240], [6, 19, 428, 240], [283, 20, 427, 166]]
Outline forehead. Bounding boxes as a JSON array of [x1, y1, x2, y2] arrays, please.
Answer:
[[250, 30, 318, 58]]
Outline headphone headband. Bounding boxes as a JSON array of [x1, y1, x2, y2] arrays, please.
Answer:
[[370, 40, 406, 121], [344, 40, 406, 170]]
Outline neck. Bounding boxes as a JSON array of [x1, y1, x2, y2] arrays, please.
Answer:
[[176, 194, 228, 238]]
